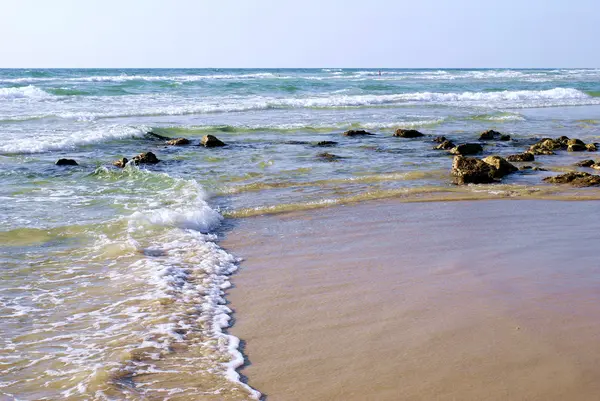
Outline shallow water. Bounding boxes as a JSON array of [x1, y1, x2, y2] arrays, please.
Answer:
[[1, 68, 600, 399]]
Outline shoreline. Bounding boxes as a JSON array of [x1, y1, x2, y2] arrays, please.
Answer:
[[224, 198, 600, 400]]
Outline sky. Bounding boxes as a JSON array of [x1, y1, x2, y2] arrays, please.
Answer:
[[0, 0, 598, 68]]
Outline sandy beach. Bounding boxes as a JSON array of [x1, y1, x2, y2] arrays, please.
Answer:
[[225, 199, 600, 401]]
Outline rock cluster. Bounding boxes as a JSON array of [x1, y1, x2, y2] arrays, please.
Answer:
[[451, 155, 517, 185], [528, 136, 597, 155], [543, 172, 600, 187]]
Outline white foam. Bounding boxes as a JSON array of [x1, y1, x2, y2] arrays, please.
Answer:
[[0, 85, 52, 99], [0, 125, 148, 154]]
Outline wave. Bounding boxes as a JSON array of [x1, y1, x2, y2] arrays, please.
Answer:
[[0, 73, 280, 84], [0, 85, 52, 99], [0, 125, 148, 154]]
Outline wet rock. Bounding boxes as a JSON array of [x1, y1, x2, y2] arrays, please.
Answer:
[[586, 143, 598, 152], [132, 152, 160, 164], [317, 152, 342, 161], [479, 130, 510, 141], [533, 167, 547, 171], [55, 158, 78, 166], [567, 138, 586, 152], [482, 156, 518, 178], [451, 156, 496, 185], [393, 129, 424, 138], [201, 135, 226, 147], [113, 157, 128, 168], [575, 159, 596, 167], [145, 132, 170, 141], [434, 140, 455, 150], [432, 136, 447, 143], [166, 137, 190, 146], [506, 152, 535, 162], [284, 140, 311, 145], [543, 171, 600, 187], [592, 164, 600, 170], [314, 141, 338, 147], [449, 143, 483, 155], [343, 130, 373, 137], [528, 138, 564, 154], [520, 165, 533, 170]]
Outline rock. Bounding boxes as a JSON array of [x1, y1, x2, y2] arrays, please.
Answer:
[[568, 143, 587, 152], [575, 159, 596, 167], [586, 143, 598, 152], [449, 143, 483, 155], [55, 158, 78, 166], [166, 137, 190, 146], [592, 164, 600, 170], [434, 140, 455, 150], [533, 167, 547, 171], [113, 158, 128, 168], [343, 130, 373, 137], [543, 172, 600, 187], [201, 135, 226, 147], [528, 138, 564, 154], [432, 136, 447, 143], [567, 138, 585, 146], [314, 141, 338, 147], [132, 152, 160, 164], [520, 165, 533, 170], [479, 130, 510, 141], [317, 152, 342, 161], [506, 152, 535, 162], [482, 156, 518, 178], [393, 129, 424, 138], [145, 132, 170, 141], [451, 156, 496, 185]]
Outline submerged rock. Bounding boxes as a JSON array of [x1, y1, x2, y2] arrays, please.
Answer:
[[482, 156, 518, 178], [451, 156, 496, 185], [145, 132, 170, 141], [393, 129, 424, 138], [55, 158, 78, 166], [543, 171, 600, 187], [201, 135, 226, 147], [314, 141, 338, 147], [449, 143, 483, 155], [166, 137, 190, 146], [479, 129, 510, 141], [316, 152, 342, 161], [575, 159, 596, 167], [132, 152, 160, 164], [506, 152, 535, 162], [343, 130, 373, 137], [113, 157, 128, 168], [434, 140, 455, 150]]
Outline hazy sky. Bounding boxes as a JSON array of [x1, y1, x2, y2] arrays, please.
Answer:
[[1, 0, 598, 68]]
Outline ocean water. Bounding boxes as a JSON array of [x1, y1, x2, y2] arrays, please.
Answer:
[[1, 68, 600, 400]]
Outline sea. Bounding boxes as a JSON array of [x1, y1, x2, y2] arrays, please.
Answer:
[[1, 68, 600, 400]]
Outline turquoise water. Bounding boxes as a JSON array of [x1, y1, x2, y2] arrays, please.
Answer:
[[1, 68, 600, 400]]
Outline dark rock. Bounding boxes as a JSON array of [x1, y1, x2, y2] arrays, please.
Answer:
[[145, 132, 170, 141], [567, 138, 585, 146], [113, 158, 128, 168], [479, 129, 510, 141], [568, 143, 587, 152], [449, 143, 483, 155], [520, 165, 533, 170], [343, 130, 373, 137], [393, 129, 424, 138], [586, 143, 598, 152], [533, 167, 548, 171], [201, 135, 226, 147], [528, 138, 564, 154], [506, 152, 535, 162], [433, 140, 455, 150], [432, 136, 447, 143], [575, 159, 596, 167], [482, 156, 518, 178], [451, 156, 496, 185], [317, 152, 342, 161], [543, 171, 600, 187], [55, 158, 78, 166], [314, 141, 338, 147], [284, 140, 311, 145], [132, 152, 160, 164], [166, 137, 190, 146]]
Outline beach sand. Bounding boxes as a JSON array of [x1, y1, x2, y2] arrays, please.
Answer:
[[224, 200, 600, 401]]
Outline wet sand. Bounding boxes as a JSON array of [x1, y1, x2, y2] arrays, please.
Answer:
[[224, 200, 600, 401]]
